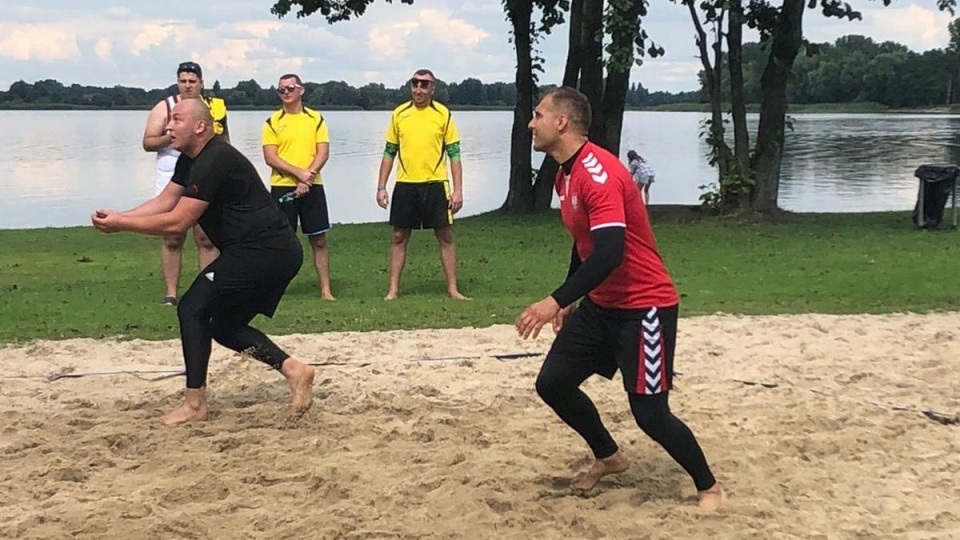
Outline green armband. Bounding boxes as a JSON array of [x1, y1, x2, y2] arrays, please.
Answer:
[[445, 141, 461, 161], [383, 142, 399, 158]]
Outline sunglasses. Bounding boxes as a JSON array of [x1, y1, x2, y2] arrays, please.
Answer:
[[178, 62, 202, 76], [410, 78, 433, 89], [277, 84, 301, 94]]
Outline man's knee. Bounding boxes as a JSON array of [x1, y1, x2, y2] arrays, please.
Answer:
[[434, 226, 454, 245], [163, 234, 186, 250], [628, 392, 673, 435], [193, 227, 215, 250], [309, 233, 327, 250], [535, 360, 574, 405], [390, 228, 412, 246]]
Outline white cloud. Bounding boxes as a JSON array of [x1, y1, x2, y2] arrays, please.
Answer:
[[0, 23, 80, 61], [804, 3, 952, 51], [367, 21, 419, 58], [0, 0, 954, 94], [131, 23, 178, 55], [94, 38, 113, 62]]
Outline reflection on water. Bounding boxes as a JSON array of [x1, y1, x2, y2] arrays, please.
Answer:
[[778, 114, 960, 212], [2, 110, 957, 229]]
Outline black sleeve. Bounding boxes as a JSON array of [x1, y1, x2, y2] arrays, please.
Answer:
[[550, 227, 625, 308], [565, 243, 582, 279], [170, 154, 190, 187], [183, 144, 229, 203]]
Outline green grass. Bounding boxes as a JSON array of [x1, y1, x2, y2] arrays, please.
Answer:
[[1, 209, 958, 344]]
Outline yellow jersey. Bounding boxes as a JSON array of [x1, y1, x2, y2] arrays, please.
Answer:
[[386, 100, 460, 183], [261, 107, 330, 186]]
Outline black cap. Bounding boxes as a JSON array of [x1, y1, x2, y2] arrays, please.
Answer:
[[177, 61, 203, 78]]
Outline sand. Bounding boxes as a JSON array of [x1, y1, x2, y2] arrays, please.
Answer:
[[1, 312, 958, 540]]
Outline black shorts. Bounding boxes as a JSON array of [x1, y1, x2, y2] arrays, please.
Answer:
[[272, 185, 331, 236], [200, 240, 303, 317], [389, 181, 453, 230], [545, 299, 679, 395]]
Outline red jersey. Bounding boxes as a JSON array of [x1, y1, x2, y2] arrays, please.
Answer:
[[556, 141, 678, 309]]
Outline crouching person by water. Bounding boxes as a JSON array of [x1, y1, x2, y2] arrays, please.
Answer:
[[517, 87, 723, 510], [92, 98, 315, 425]]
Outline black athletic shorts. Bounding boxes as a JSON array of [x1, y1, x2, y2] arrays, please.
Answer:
[[546, 298, 679, 395], [272, 185, 331, 236], [201, 238, 303, 318], [389, 181, 453, 230]]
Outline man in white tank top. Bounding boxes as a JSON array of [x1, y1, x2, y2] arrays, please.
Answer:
[[142, 61, 223, 305]]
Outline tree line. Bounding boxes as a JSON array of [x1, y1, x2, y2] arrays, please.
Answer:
[[0, 76, 688, 110], [699, 35, 960, 109], [11, 30, 959, 112]]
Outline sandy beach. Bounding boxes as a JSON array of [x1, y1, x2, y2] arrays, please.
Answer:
[[1, 312, 958, 539]]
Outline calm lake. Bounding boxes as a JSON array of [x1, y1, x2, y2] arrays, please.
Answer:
[[3, 110, 958, 229]]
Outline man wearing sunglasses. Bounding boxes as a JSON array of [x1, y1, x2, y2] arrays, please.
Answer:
[[262, 74, 335, 300], [142, 61, 230, 306], [376, 69, 467, 300]]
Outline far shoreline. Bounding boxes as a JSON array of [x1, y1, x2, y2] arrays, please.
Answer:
[[2, 102, 959, 115]]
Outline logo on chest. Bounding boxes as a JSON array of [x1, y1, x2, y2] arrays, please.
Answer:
[[571, 194, 579, 210]]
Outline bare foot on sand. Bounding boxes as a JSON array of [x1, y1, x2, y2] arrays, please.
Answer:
[[161, 389, 208, 425], [282, 359, 315, 413], [698, 484, 725, 511], [572, 451, 630, 492]]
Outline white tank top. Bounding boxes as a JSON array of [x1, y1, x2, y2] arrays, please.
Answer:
[[155, 95, 181, 193]]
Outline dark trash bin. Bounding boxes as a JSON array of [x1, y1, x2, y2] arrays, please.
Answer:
[[912, 164, 959, 229]]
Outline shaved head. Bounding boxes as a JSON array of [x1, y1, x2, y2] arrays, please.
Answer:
[[178, 98, 214, 133]]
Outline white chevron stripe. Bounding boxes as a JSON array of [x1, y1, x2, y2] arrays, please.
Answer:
[[589, 171, 608, 184], [643, 329, 661, 341], [645, 373, 662, 387], [642, 320, 658, 332], [644, 344, 662, 357], [582, 153, 598, 167], [645, 359, 662, 372], [587, 163, 603, 174]]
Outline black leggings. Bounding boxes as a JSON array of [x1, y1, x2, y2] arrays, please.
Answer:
[[177, 275, 291, 389], [536, 357, 717, 492]]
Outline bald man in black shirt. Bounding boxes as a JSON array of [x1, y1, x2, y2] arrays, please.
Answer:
[[93, 98, 315, 425]]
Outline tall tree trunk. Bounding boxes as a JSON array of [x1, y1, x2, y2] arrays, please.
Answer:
[[533, 0, 585, 211], [580, 0, 605, 142], [562, 0, 583, 88], [686, 1, 732, 189], [727, 0, 750, 212], [501, 0, 536, 212], [600, 0, 641, 155], [750, 0, 804, 213]]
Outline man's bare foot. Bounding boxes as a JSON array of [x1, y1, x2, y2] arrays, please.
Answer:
[[698, 484, 725, 511], [448, 290, 470, 300], [161, 389, 208, 425], [322, 292, 336, 301], [384, 291, 399, 301], [282, 360, 315, 413], [572, 451, 630, 492]]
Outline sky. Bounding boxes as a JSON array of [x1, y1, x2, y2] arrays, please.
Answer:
[[0, 0, 954, 93]]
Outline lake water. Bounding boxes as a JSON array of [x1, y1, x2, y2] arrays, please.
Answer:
[[3, 110, 958, 229]]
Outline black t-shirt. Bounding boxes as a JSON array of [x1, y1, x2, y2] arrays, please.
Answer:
[[171, 137, 294, 250]]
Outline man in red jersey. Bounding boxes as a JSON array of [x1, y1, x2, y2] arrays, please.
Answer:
[[516, 87, 724, 510]]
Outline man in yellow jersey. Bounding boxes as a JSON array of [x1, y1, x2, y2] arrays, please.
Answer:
[[142, 61, 229, 306], [376, 68, 466, 300], [262, 73, 334, 300]]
